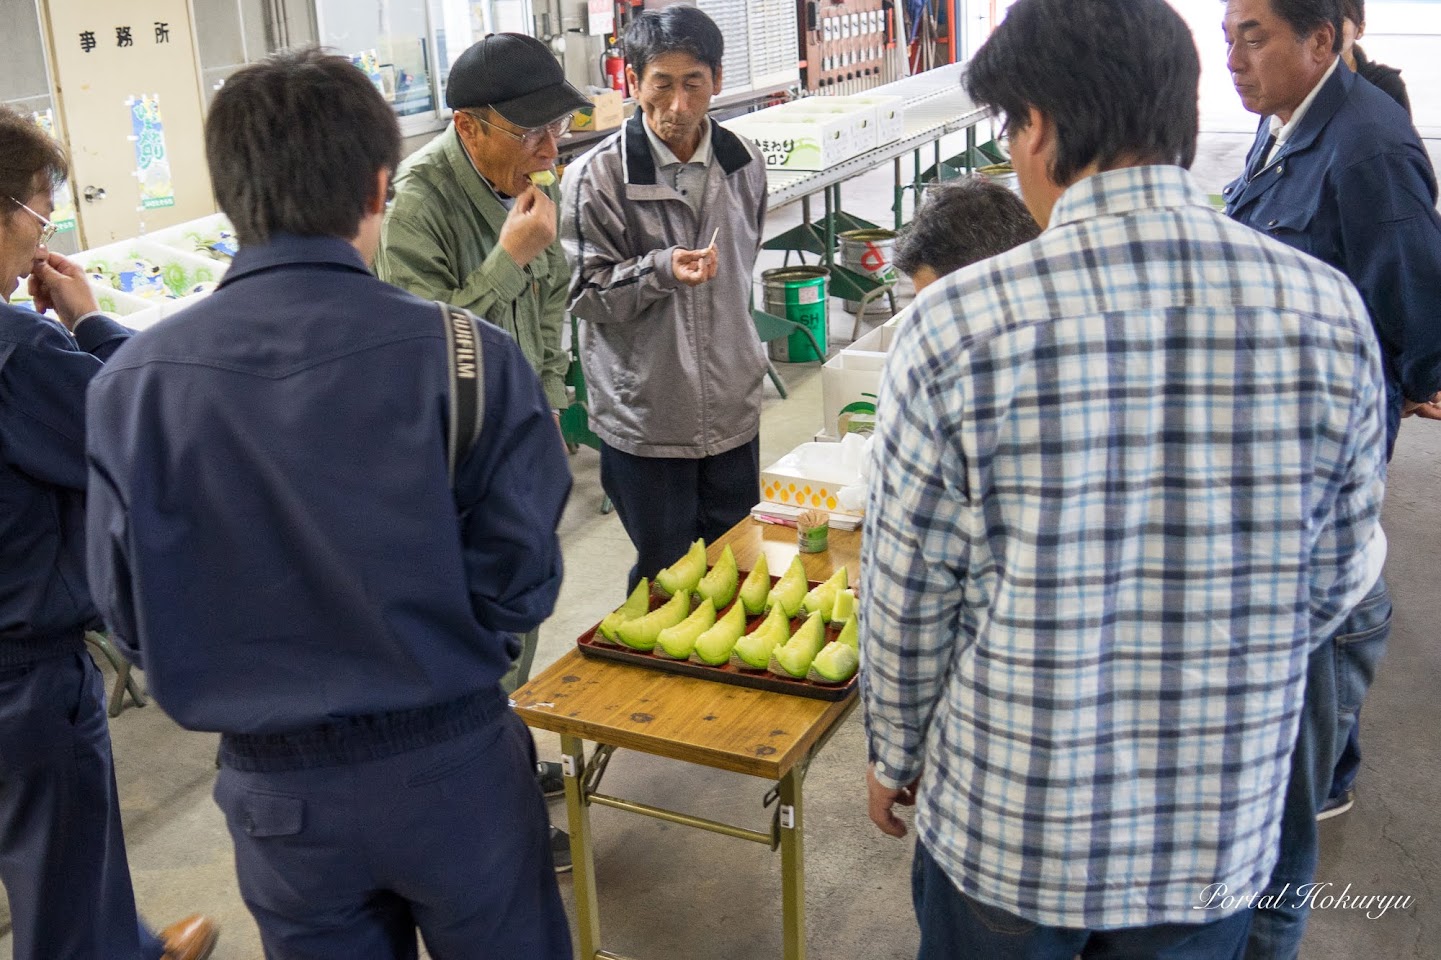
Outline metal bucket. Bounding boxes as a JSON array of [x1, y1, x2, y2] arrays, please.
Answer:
[[762, 266, 829, 363], [976, 163, 1022, 196], [838, 228, 898, 315]]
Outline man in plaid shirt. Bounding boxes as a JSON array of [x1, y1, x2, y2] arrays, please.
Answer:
[[860, 0, 1388, 956]]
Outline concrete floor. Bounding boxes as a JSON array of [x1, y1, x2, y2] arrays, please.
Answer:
[[3, 131, 1438, 959]]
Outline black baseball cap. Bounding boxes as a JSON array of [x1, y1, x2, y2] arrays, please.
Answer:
[[446, 34, 590, 128]]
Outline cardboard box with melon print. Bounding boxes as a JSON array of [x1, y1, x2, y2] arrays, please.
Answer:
[[760, 441, 867, 517]]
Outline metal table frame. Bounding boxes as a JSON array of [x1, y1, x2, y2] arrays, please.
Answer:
[[513, 522, 862, 960], [557, 698, 857, 960]]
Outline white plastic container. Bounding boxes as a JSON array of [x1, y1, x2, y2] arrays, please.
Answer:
[[143, 213, 238, 265], [11, 282, 162, 331], [74, 237, 226, 303]]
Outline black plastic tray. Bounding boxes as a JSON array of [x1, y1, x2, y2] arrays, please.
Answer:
[[575, 578, 858, 702]]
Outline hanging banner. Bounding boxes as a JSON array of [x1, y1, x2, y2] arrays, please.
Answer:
[[30, 110, 77, 234], [127, 94, 175, 210]]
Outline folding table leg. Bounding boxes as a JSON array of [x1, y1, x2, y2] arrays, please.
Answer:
[[778, 768, 806, 960], [562, 734, 602, 958]]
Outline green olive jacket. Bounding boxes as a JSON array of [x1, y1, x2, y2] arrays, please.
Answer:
[[377, 126, 568, 409]]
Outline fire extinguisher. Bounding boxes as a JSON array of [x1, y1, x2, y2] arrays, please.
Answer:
[[602, 40, 627, 95]]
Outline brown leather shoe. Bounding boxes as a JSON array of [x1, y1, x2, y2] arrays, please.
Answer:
[[159, 914, 219, 960]]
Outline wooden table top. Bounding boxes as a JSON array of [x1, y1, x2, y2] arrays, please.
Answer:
[[512, 520, 861, 780]]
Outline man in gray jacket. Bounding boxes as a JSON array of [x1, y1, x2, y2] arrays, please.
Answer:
[[561, 5, 768, 589]]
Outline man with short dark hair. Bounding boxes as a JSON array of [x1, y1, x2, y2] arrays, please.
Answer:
[[1220, 3, 1441, 956], [861, 1, 1388, 956], [561, 6, 768, 591], [892, 176, 1040, 291], [85, 49, 573, 960]]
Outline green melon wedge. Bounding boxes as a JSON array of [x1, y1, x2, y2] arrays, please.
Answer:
[[597, 578, 652, 644], [656, 539, 707, 597], [695, 544, 738, 610], [830, 587, 856, 625], [655, 598, 716, 660], [769, 611, 828, 678], [802, 567, 849, 621], [766, 556, 809, 618], [835, 615, 859, 649], [616, 590, 689, 652], [731, 605, 791, 670], [691, 602, 747, 666], [807, 640, 859, 685], [738, 553, 771, 614]]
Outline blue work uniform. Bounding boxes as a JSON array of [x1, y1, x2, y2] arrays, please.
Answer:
[[0, 304, 164, 960], [1225, 63, 1441, 960], [85, 235, 574, 960]]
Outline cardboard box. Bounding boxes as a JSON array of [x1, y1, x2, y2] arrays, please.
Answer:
[[820, 349, 886, 438], [822, 94, 904, 145], [570, 91, 624, 132], [820, 306, 912, 437], [773, 99, 880, 157], [760, 441, 867, 516], [723, 113, 850, 171]]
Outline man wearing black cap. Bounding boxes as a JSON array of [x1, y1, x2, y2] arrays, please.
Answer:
[[380, 34, 585, 426], [377, 34, 585, 852]]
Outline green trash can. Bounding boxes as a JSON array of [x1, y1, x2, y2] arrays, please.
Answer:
[[762, 266, 828, 363]]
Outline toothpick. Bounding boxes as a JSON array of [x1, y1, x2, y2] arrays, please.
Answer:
[[707, 227, 719, 251]]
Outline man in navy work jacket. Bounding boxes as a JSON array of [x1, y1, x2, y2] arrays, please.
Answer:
[[1222, 2, 1441, 957], [85, 50, 573, 960], [0, 106, 216, 960]]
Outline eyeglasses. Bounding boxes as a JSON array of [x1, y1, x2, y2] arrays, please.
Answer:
[[460, 110, 572, 149], [9, 197, 58, 246]]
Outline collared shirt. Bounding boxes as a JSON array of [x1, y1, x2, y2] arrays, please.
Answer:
[[861, 164, 1387, 929], [1266, 56, 1339, 165], [642, 118, 713, 215]]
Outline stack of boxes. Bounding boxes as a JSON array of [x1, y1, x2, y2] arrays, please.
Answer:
[[723, 93, 903, 171]]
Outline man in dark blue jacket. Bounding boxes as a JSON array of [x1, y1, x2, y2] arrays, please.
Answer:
[[85, 50, 573, 960], [1221, 2, 1441, 958], [0, 108, 215, 960]]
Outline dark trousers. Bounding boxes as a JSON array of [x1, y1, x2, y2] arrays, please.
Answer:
[[0, 652, 163, 960], [215, 708, 570, 960], [600, 437, 761, 592], [1244, 577, 1391, 960], [913, 842, 1252, 960]]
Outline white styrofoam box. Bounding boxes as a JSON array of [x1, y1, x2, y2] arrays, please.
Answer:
[[820, 94, 904, 145], [821, 349, 885, 439], [772, 99, 880, 157], [74, 237, 226, 304], [91, 284, 164, 330], [724, 113, 851, 171], [143, 213, 238, 265], [821, 306, 913, 437], [10, 281, 162, 331], [850, 304, 910, 353], [760, 439, 869, 516]]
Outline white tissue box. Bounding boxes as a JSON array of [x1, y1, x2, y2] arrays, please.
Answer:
[[760, 438, 868, 516]]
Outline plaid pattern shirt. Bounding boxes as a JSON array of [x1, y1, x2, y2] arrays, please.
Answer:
[[861, 165, 1387, 929]]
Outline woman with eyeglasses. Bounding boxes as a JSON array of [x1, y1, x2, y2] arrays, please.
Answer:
[[0, 105, 218, 960]]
